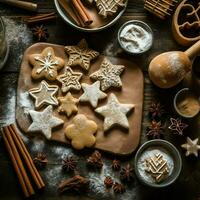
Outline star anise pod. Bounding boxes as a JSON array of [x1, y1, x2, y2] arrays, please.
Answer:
[[168, 118, 188, 135], [149, 102, 165, 119], [112, 159, 121, 171], [32, 25, 49, 41], [87, 150, 103, 168], [33, 153, 48, 169], [120, 163, 134, 182], [147, 120, 164, 139], [113, 182, 125, 194], [104, 176, 113, 188], [62, 156, 77, 172]]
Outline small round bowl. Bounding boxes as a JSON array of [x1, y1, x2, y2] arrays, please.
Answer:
[[174, 88, 200, 118], [135, 140, 182, 188], [54, 0, 128, 32], [118, 20, 153, 55]]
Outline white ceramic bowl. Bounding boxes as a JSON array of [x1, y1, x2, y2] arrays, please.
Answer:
[[54, 0, 128, 32]]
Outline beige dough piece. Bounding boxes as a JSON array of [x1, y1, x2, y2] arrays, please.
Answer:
[[29, 47, 65, 81], [58, 92, 79, 117], [79, 81, 107, 108], [57, 66, 83, 93], [65, 114, 98, 150], [90, 58, 125, 91], [29, 80, 59, 109], [95, 93, 134, 131], [65, 39, 99, 71]]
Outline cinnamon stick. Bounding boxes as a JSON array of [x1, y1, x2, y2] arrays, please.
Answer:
[[1, 129, 30, 198], [58, 0, 81, 26], [9, 125, 45, 189], [24, 12, 57, 25], [71, 0, 93, 26], [1, 124, 45, 198], [2, 127, 35, 197]]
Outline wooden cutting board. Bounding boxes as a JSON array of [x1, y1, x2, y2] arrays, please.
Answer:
[[16, 43, 144, 155]]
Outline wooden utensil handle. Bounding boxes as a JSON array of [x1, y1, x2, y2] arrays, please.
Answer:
[[185, 40, 200, 60], [2, 0, 37, 12]]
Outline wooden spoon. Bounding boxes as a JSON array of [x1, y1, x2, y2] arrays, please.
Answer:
[[148, 40, 200, 88]]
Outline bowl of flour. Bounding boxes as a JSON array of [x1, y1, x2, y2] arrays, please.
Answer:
[[118, 20, 153, 55]]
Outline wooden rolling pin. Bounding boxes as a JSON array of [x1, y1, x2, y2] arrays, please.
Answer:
[[0, 0, 37, 12], [148, 40, 200, 88]]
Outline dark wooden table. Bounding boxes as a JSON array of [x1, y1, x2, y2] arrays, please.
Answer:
[[0, 1, 200, 200]]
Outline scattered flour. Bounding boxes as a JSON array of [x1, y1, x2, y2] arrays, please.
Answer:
[[2, 17, 33, 69]]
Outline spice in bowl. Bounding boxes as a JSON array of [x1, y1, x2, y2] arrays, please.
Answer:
[[174, 88, 200, 118], [135, 140, 182, 188], [118, 20, 153, 54]]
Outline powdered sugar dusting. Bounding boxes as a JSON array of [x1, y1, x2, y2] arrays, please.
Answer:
[[2, 17, 33, 70], [169, 53, 185, 77]]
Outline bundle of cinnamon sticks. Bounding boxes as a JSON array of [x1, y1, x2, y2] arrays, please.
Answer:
[[58, 0, 93, 27], [1, 124, 45, 198]]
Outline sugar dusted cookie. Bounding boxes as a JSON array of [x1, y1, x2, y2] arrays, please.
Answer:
[[65, 114, 97, 150], [79, 81, 107, 108], [29, 80, 59, 109], [65, 39, 99, 71], [181, 137, 200, 157], [95, 0, 126, 18], [95, 93, 134, 131], [90, 58, 125, 91], [58, 92, 79, 117], [28, 105, 64, 139], [29, 47, 65, 81], [57, 66, 83, 93]]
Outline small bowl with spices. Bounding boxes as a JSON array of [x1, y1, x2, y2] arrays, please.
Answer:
[[174, 88, 200, 118], [134, 140, 182, 188], [118, 20, 153, 55]]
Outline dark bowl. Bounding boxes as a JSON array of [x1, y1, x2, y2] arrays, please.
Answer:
[[134, 139, 182, 188]]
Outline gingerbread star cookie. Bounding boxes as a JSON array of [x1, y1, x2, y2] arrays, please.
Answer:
[[29, 80, 59, 109], [57, 66, 83, 93], [29, 47, 65, 81], [28, 105, 64, 139], [95, 93, 134, 131], [90, 58, 125, 91], [79, 81, 107, 108], [65, 39, 99, 71], [181, 137, 200, 157], [65, 114, 98, 150], [58, 92, 79, 117]]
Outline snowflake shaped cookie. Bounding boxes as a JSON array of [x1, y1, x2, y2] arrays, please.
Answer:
[[95, 0, 126, 18], [181, 137, 200, 157], [65, 114, 98, 150], [57, 66, 83, 93], [29, 47, 65, 81], [29, 80, 59, 109], [28, 105, 64, 139], [65, 39, 99, 71], [58, 92, 79, 117], [95, 93, 134, 131], [79, 81, 107, 108], [90, 58, 125, 91]]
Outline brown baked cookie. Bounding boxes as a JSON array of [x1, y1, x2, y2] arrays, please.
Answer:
[[65, 114, 97, 150], [29, 47, 65, 81], [95, 0, 126, 18], [65, 39, 99, 71], [58, 92, 79, 117]]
